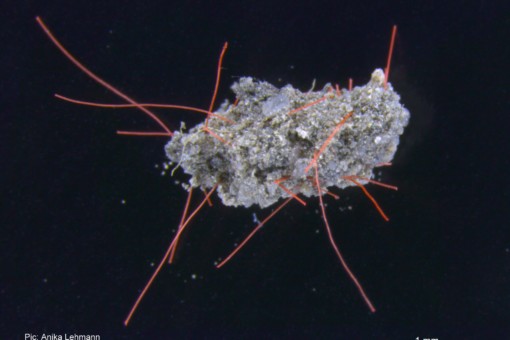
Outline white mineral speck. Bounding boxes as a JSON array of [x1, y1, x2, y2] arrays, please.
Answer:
[[296, 127, 309, 139]]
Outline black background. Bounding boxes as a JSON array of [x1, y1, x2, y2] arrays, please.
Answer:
[[2, 0, 509, 338]]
